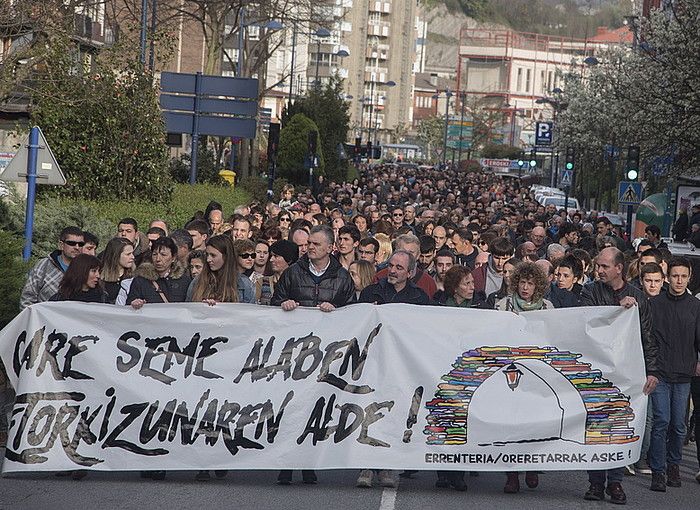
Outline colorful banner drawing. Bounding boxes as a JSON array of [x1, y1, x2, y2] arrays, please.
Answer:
[[0, 303, 647, 473]]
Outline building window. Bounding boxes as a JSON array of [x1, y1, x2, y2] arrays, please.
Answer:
[[547, 71, 553, 92], [516, 68, 523, 92], [525, 69, 531, 93], [540, 70, 545, 94]]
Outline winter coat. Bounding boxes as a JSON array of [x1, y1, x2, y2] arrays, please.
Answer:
[[126, 262, 191, 304], [20, 250, 67, 310], [49, 287, 108, 303], [270, 254, 355, 308], [580, 280, 659, 376], [649, 289, 700, 383], [359, 278, 430, 305]]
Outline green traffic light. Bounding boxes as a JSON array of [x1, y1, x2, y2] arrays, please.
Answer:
[[517, 160, 524, 167], [565, 162, 573, 170], [529, 160, 537, 167], [627, 169, 638, 180]]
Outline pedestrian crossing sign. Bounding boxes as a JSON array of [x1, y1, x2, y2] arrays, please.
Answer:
[[618, 181, 643, 205], [560, 169, 573, 186]]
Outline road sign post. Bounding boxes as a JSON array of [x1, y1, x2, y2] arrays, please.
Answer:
[[618, 181, 643, 238], [23, 127, 39, 261]]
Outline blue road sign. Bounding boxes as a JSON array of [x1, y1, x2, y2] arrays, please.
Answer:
[[535, 121, 553, 146], [560, 169, 573, 186], [618, 181, 643, 205]]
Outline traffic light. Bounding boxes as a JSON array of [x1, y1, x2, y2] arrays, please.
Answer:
[[354, 136, 361, 155], [626, 145, 640, 180], [308, 130, 318, 155], [529, 149, 537, 169], [517, 152, 525, 169], [366, 141, 373, 160], [565, 147, 575, 171]]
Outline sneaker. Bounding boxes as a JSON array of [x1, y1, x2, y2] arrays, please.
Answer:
[[399, 470, 417, 479], [605, 482, 627, 505], [623, 464, 635, 476], [504, 472, 520, 494], [650, 472, 666, 492], [71, 470, 88, 480], [666, 464, 681, 488], [214, 470, 228, 479], [195, 470, 210, 482], [633, 460, 652, 475], [378, 470, 398, 488], [356, 470, 373, 488], [583, 483, 605, 501], [435, 472, 450, 488], [695, 469, 700, 483]]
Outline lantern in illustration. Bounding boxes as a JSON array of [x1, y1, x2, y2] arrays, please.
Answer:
[[503, 363, 523, 391]]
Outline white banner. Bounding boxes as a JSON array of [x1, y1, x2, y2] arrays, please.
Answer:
[[0, 302, 646, 473]]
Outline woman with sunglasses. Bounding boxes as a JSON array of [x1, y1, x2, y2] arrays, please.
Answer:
[[233, 239, 257, 279], [100, 238, 135, 304], [276, 211, 293, 239]]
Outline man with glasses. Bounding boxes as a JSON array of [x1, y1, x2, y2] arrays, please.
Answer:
[[358, 238, 379, 266], [391, 207, 405, 230], [20, 226, 84, 310]]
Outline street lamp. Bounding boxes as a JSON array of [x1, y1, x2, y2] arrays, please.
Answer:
[[313, 28, 331, 89], [373, 80, 395, 146], [238, 10, 283, 77]]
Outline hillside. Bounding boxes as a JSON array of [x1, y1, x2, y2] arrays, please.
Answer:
[[423, 0, 629, 38]]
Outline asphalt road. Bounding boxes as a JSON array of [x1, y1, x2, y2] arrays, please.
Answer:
[[1, 446, 698, 510]]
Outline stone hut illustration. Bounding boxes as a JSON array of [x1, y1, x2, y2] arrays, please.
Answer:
[[424, 346, 638, 446]]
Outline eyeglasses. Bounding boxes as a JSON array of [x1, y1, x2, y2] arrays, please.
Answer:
[[63, 240, 86, 247], [238, 253, 255, 259], [279, 217, 291, 222], [392, 213, 404, 217]]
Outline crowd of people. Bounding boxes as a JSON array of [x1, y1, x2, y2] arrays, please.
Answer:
[[8, 164, 700, 503]]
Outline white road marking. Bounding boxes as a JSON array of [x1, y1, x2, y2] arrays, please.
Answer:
[[379, 487, 397, 510]]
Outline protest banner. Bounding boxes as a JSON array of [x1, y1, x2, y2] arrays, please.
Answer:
[[0, 303, 647, 473]]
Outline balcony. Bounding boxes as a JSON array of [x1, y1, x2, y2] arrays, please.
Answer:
[[368, 23, 390, 38], [369, 1, 391, 14]]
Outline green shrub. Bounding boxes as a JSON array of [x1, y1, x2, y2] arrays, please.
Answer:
[[0, 230, 28, 328], [239, 176, 290, 205]]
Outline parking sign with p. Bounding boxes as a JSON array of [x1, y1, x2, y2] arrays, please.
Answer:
[[535, 121, 553, 146]]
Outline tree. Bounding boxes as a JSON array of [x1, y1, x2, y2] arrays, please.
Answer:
[[0, 230, 26, 328], [282, 76, 350, 182], [416, 115, 444, 162], [29, 37, 172, 202], [277, 113, 324, 184]]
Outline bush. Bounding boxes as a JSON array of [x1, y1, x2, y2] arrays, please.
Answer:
[[239, 176, 290, 205], [278, 113, 325, 184], [170, 143, 227, 185], [2, 183, 250, 257], [0, 230, 28, 328]]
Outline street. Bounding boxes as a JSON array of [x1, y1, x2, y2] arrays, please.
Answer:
[[1, 446, 697, 510]]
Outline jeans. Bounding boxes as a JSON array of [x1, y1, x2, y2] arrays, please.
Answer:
[[649, 378, 691, 473], [640, 397, 653, 462], [691, 376, 700, 467], [588, 468, 623, 485]]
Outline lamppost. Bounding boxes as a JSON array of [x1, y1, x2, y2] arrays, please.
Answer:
[[313, 28, 331, 89], [373, 81, 395, 146], [457, 91, 467, 166], [238, 10, 283, 77], [535, 90, 567, 187]]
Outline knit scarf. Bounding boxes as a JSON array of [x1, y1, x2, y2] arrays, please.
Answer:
[[512, 294, 544, 312]]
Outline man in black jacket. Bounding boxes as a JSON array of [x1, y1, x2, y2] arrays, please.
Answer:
[[580, 247, 659, 505], [271, 224, 354, 486], [359, 250, 430, 305], [647, 256, 700, 492], [271, 224, 354, 312]]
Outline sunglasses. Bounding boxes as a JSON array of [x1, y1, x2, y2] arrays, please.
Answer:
[[63, 240, 86, 247], [392, 213, 404, 217], [238, 253, 255, 259], [279, 217, 291, 222]]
